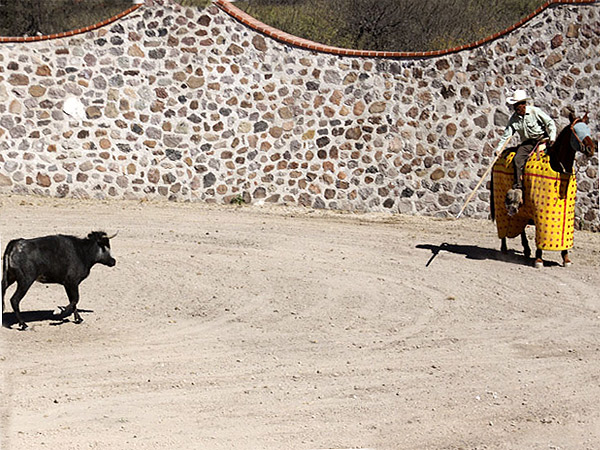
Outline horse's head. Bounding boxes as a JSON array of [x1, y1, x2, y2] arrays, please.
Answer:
[[550, 112, 596, 174], [571, 112, 596, 158]]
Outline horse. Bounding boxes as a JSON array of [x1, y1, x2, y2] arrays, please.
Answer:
[[490, 112, 596, 268]]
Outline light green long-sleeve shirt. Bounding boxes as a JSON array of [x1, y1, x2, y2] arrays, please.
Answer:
[[495, 105, 557, 153]]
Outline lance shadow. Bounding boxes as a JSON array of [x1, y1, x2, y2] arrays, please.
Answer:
[[416, 242, 537, 267]]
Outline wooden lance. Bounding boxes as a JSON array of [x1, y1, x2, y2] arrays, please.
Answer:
[[455, 136, 512, 219]]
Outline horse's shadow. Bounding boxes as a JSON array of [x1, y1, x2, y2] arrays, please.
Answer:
[[416, 242, 559, 267], [2, 309, 93, 329]]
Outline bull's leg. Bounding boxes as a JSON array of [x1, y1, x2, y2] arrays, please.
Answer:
[[9, 278, 34, 330], [534, 249, 543, 269], [1, 277, 6, 314], [59, 284, 83, 324], [520, 231, 531, 259], [561, 250, 572, 267], [1, 271, 16, 314]]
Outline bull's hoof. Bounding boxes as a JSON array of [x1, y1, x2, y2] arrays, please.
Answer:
[[18, 323, 29, 331], [534, 259, 543, 269], [53, 306, 71, 319], [505, 189, 523, 217]]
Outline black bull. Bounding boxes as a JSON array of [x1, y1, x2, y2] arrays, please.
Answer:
[[2, 231, 116, 330]]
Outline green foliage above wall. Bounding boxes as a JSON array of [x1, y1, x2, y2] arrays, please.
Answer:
[[0, 0, 547, 49], [0, 0, 134, 37], [175, 0, 213, 7], [235, 0, 548, 52]]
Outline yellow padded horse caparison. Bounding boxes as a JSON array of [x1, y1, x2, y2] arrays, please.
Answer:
[[492, 144, 576, 251]]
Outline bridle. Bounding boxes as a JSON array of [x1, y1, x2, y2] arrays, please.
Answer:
[[570, 118, 596, 174], [552, 117, 595, 175]]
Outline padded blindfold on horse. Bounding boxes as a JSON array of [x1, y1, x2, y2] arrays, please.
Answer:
[[571, 121, 592, 151]]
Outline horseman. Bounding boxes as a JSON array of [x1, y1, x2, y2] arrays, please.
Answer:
[[495, 89, 557, 212]]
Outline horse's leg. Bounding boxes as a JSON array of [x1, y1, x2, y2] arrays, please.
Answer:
[[561, 250, 572, 267], [520, 231, 531, 259], [534, 249, 543, 269], [500, 238, 508, 254]]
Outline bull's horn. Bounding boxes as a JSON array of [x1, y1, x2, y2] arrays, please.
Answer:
[[107, 231, 119, 239]]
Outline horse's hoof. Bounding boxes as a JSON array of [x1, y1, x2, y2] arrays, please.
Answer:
[[563, 260, 572, 268], [534, 259, 543, 269]]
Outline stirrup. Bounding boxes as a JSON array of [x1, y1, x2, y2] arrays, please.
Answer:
[[505, 188, 523, 217]]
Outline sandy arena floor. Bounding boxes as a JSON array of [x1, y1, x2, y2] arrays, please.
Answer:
[[1, 195, 599, 449]]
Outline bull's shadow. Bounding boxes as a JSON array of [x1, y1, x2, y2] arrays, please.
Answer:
[[2, 309, 93, 328], [416, 242, 538, 267]]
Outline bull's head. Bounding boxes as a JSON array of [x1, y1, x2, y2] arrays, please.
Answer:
[[88, 231, 117, 267]]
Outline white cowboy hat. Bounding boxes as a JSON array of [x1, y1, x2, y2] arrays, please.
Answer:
[[507, 89, 530, 105]]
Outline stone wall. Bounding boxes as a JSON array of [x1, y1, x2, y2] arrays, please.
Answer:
[[0, 0, 598, 229]]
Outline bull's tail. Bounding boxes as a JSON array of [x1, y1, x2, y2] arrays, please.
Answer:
[[2, 239, 20, 298], [3, 239, 17, 272]]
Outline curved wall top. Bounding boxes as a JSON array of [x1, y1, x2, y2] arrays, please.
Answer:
[[0, 5, 143, 43], [215, 0, 600, 57], [0, 0, 597, 52], [0, 0, 598, 230]]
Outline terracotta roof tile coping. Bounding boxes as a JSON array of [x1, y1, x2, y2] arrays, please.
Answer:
[[0, 4, 142, 43], [215, 0, 599, 58], [0, 0, 597, 51]]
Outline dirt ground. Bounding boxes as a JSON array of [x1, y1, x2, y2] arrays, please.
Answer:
[[1, 195, 599, 450]]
